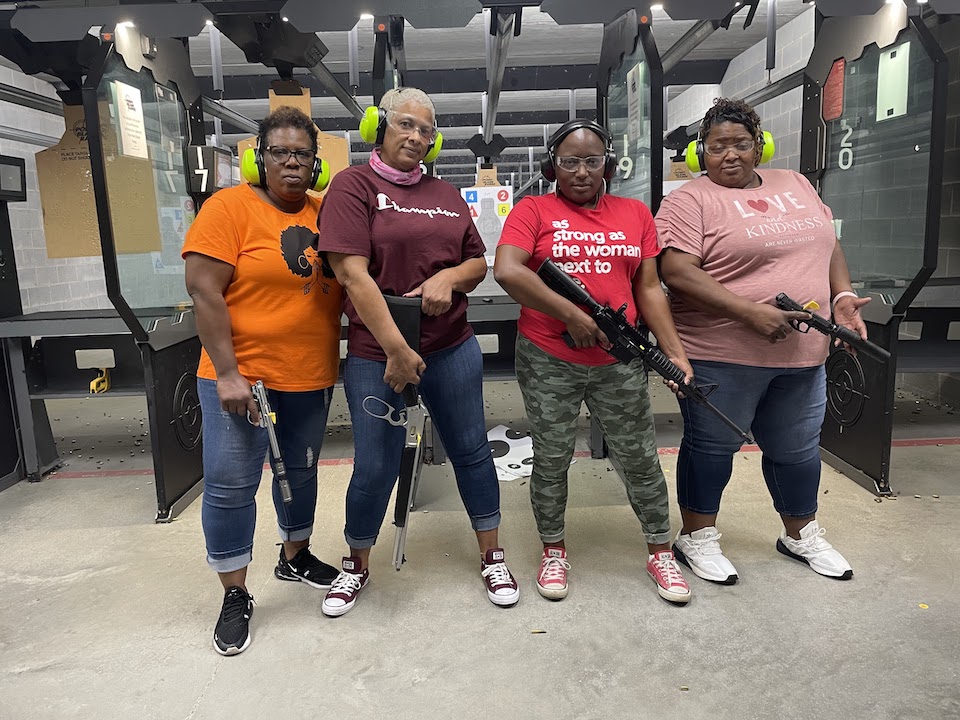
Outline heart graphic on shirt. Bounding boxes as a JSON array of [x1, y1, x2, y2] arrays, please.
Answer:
[[747, 199, 769, 213]]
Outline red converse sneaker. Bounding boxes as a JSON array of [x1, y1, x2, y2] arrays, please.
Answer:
[[646, 550, 691, 604], [321, 557, 369, 617], [481, 548, 520, 607], [536, 546, 570, 600]]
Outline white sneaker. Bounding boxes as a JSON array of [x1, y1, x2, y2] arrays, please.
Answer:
[[777, 521, 853, 580], [672, 527, 739, 585]]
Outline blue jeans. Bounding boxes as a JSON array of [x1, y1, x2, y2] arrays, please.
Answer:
[[343, 336, 501, 548], [198, 378, 333, 573], [677, 361, 826, 517]]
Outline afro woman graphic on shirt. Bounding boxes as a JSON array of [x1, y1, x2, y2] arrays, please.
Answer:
[[280, 224, 336, 296]]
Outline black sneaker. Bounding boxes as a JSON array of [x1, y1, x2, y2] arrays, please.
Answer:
[[274, 545, 338, 588], [214, 586, 254, 656]]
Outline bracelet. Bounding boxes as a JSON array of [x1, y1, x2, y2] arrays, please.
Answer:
[[831, 290, 858, 308]]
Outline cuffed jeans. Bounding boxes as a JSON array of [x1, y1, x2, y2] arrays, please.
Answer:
[[198, 378, 333, 573], [677, 361, 826, 518], [343, 336, 501, 548]]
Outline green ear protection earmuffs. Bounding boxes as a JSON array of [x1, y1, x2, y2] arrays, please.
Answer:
[[684, 129, 776, 174], [240, 137, 331, 192], [358, 105, 443, 164]]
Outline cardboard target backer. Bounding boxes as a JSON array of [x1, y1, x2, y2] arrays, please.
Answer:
[[460, 183, 513, 262]]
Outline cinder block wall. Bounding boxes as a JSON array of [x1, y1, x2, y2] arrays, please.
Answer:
[[0, 61, 109, 313]]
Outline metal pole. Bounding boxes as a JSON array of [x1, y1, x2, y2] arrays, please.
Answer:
[[347, 25, 360, 95], [483, 10, 517, 143], [208, 24, 224, 146], [766, 0, 778, 73]]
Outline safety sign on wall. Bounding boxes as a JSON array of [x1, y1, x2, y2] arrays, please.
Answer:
[[461, 185, 513, 261]]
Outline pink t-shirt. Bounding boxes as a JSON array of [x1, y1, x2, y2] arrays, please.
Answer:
[[498, 192, 659, 366], [655, 169, 833, 368]]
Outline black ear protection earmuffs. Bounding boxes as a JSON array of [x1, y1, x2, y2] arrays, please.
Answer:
[[684, 118, 776, 174], [241, 134, 331, 192], [358, 105, 443, 164], [540, 119, 617, 183]]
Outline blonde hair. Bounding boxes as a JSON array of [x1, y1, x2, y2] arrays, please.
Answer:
[[379, 87, 436, 121]]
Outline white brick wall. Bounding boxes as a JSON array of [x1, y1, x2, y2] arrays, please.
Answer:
[[667, 7, 816, 172], [0, 62, 109, 314]]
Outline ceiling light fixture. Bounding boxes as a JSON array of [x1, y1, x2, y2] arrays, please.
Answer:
[[281, 15, 289, 21], [360, 13, 374, 19], [650, 3, 664, 9]]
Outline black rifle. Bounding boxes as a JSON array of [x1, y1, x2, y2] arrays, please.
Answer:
[[775, 293, 891, 363], [251, 380, 292, 503], [537, 259, 753, 443]]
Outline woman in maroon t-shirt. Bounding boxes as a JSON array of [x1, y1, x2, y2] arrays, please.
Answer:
[[494, 119, 693, 605], [317, 87, 518, 616]]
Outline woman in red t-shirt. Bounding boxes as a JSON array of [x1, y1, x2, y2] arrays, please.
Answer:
[[494, 119, 693, 604]]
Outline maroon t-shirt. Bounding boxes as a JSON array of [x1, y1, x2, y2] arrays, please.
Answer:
[[318, 164, 485, 360]]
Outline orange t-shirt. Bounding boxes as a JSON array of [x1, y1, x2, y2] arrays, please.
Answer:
[[181, 183, 342, 391]]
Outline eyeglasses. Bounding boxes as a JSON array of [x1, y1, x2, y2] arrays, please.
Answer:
[[555, 156, 606, 172], [264, 146, 317, 166], [704, 140, 756, 156], [387, 111, 437, 143]]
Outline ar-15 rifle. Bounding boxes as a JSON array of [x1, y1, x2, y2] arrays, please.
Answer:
[[775, 294, 891, 363], [537, 259, 754, 444], [251, 380, 292, 503]]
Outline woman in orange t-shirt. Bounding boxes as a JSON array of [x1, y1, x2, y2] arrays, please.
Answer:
[[182, 107, 342, 656]]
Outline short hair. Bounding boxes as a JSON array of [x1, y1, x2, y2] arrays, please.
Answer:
[[379, 87, 436, 121], [700, 97, 763, 146], [259, 106, 318, 151]]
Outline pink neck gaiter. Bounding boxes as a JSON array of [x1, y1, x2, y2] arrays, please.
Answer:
[[368, 148, 422, 185]]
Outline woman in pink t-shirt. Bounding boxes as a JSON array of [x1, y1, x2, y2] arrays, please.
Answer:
[[495, 119, 693, 605], [657, 98, 869, 585]]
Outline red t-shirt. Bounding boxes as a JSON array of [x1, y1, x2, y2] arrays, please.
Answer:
[[317, 164, 485, 360], [498, 192, 660, 366]]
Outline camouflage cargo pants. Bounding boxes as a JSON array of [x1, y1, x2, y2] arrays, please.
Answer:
[[515, 335, 671, 546]]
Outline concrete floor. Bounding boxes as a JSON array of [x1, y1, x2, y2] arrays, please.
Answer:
[[1, 381, 959, 720]]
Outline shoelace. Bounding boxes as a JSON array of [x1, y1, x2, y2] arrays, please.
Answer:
[[687, 531, 724, 556], [652, 557, 686, 587], [482, 562, 514, 588], [539, 556, 571, 583], [329, 571, 364, 595], [790, 527, 831, 553], [221, 589, 254, 623]]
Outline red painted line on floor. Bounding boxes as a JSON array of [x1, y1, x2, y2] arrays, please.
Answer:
[[40, 437, 960, 479], [890, 437, 960, 448], [49, 468, 155, 478]]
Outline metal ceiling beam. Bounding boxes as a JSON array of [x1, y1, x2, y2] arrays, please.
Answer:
[[201, 96, 259, 134], [0, 81, 62, 116], [682, 67, 805, 137], [661, 19, 719, 73], [483, 7, 521, 143], [303, 39, 364, 120]]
